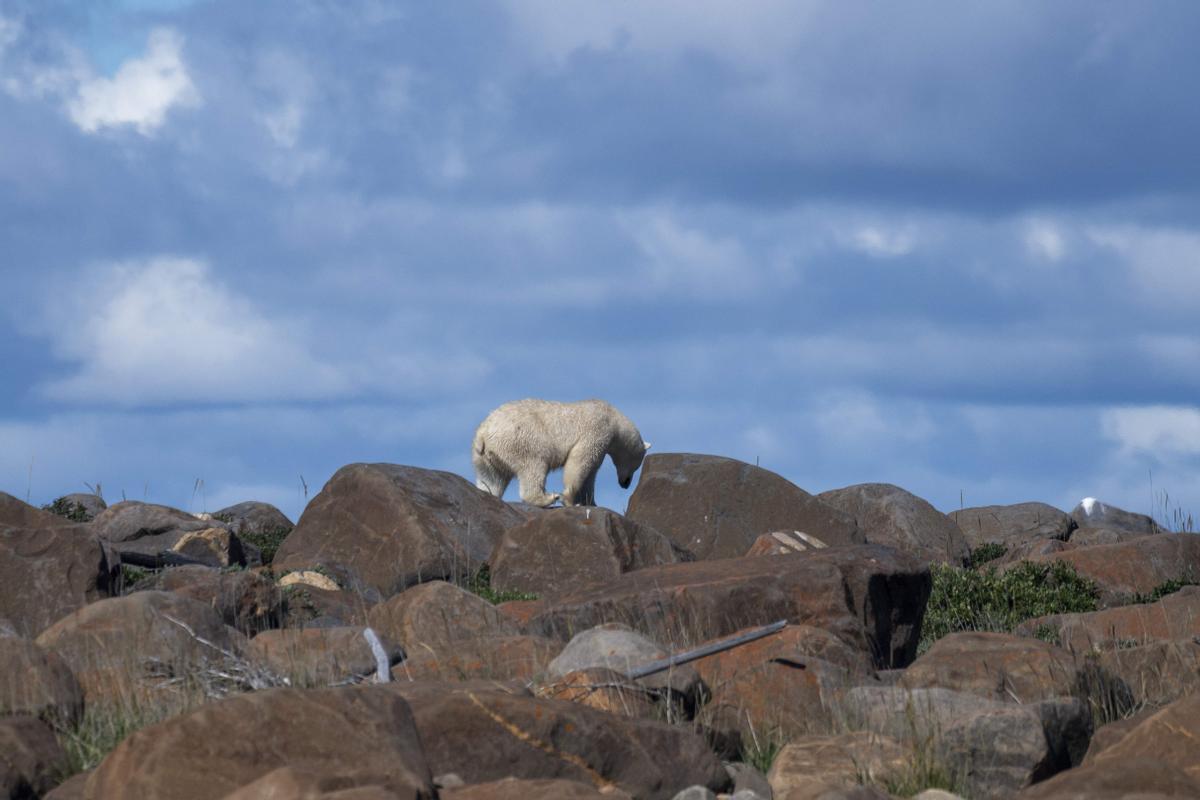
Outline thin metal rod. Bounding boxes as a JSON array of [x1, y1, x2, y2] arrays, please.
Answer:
[[626, 619, 788, 680]]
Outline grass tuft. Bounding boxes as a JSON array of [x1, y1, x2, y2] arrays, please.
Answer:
[[965, 542, 1008, 570], [42, 497, 93, 522], [464, 565, 539, 605]]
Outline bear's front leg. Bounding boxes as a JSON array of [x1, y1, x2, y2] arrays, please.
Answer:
[[517, 468, 561, 508], [562, 448, 603, 507]]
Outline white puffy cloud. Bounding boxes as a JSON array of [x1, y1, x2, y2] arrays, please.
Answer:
[[67, 28, 199, 135], [1101, 405, 1200, 457], [1023, 218, 1067, 262]]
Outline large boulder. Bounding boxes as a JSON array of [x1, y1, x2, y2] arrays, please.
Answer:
[[898, 632, 1082, 704], [90, 500, 225, 558], [273, 464, 525, 598], [950, 503, 1075, 549], [818, 483, 969, 565], [768, 732, 913, 799], [247, 626, 402, 686], [0, 715, 68, 799], [85, 686, 434, 800], [0, 636, 84, 724], [397, 634, 562, 683], [392, 685, 731, 799], [531, 546, 930, 670], [1095, 638, 1200, 708], [1005, 534, 1200, 606], [1067, 526, 1150, 547], [489, 507, 687, 599], [44, 492, 107, 522], [545, 623, 702, 701], [1069, 498, 1161, 536], [1019, 586, 1200, 652], [0, 491, 77, 527], [0, 520, 119, 637], [36, 591, 246, 706], [211, 501, 293, 536], [625, 453, 863, 560], [135, 565, 284, 634], [367, 581, 521, 658]]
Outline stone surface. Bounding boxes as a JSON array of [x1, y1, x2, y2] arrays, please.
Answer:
[[367, 581, 521, 658], [247, 626, 402, 685], [395, 685, 731, 799], [1016, 759, 1200, 799], [625, 454, 863, 561], [86, 686, 434, 800], [745, 530, 831, 557], [136, 564, 284, 634], [396, 634, 562, 682], [767, 732, 912, 799], [219, 766, 415, 799], [1081, 708, 1156, 765], [489, 507, 688, 600], [0, 491, 79, 527], [441, 777, 633, 799], [950, 502, 1075, 549], [43, 771, 89, 800], [273, 463, 525, 598], [91, 500, 225, 557], [898, 632, 1080, 703], [279, 583, 371, 629], [279, 570, 341, 592], [49, 492, 108, 521], [212, 500, 293, 536], [546, 623, 702, 699], [818, 483, 969, 565], [0, 715, 69, 799], [36, 590, 245, 705], [1095, 638, 1200, 708], [170, 527, 246, 568], [531, 546, 930, 670], [533, 667, 660, 720], [990, 538, 1077, 566], [1070, 498, 1161, 536], [1067, 526, 1151, 547], [0, 519, 119, 637], [1083, 692, 1200, 780], [1007, 534, 1200, 605], [1018, 586, 1200, 650], [692, 624, 874, 740], [0, 636, 84, 723], [939, 706, 1061, 799]]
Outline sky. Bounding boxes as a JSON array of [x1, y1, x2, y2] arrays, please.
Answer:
[[1, 1, 1198, 527]]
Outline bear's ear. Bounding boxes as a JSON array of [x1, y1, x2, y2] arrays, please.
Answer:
[[643, 441, 652, 451]]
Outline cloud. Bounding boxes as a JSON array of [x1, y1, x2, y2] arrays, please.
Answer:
[[849, 225, 918, 258], [39, 257, 347, 406], [67, 28, 198, 135], [1023, 218, 1066, 262], [1089, 225, 1200, 311], [1101, 405, 1200, 457]]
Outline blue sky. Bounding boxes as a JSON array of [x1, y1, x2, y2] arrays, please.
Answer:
[[2, 1, 1198, 525]]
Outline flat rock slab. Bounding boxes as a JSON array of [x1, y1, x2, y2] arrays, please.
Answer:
[[530, 546, 930, 670], [768, 731, 913, 799], [950, 502, 1075, 549], [1016, 758, 1200, 799], [818, 482, 969, 565], [626, 453, 863, 561], [274, 463, 525, 598], [1019, 585, 1200, 650]]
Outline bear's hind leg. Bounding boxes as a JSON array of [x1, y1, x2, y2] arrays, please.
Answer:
[[473, 453, 512, 498], [517, 467, 561, 508]]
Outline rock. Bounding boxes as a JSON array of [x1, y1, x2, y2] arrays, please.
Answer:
[[913, 792, 965, 800], [278, 583, 369, 629], [745, 530, 831, 556], [367, 581, 521, 657], [36, 591, 246, 706], [1095, 638, 1200, 708], [273, 463, 525, 598], [91, 500, 225, 558], [1081, 692, 1200, 779], [767, 731, 913, 799], [0, 636, 84, 724], [950, 502, 1075, 549], [211, 500, 293, 536], [940, 705, 1064, 799], [489, 507, 688, 600], [990, 538, 1077, 566], [1067, 526, 1150, 547], [219, 766, 412, 799], [0, 491, 78, 527], [85, 686, 434, 799], [1019, 586, 1200, 650], [1006, 534, 1200, 606], [1070, 498, 1161, 536], [672, 788, 716, 800], [279, 569, 340, 592], [396, 687, 731, 799], [397, 634, 562, 682], [546, 623, 703, 700], [625, 454, 863, 561], [247, 626, 401, 686], [692, 624, 874, 741], [170, 527, 246, 568], [136, 565, 284, 634], [817, 483, 969, 565], [531, 546, 930, 670], [46, 492, 108, 521], [1081, 708, 1156, 765], [0, 520, 119, 637], [441, 777, 634, 799], [1016, 758, 1200, 799], [0, 715, 68, 799], [44, 771, 90, 799], [898, 632, 1081, 703], [724, 763, 773, 799], [534, 667, 660, 720]]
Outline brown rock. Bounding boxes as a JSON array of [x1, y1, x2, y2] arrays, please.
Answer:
[[544, 623, 703, 701], [1016, 758, 1200, 799], [247, 627, 401, 686], [441, 777, 633, 799], [818, 483, 969, 565], [625, 453, 863, 560], [0, 491, 79, 527], [1068, 526, 1151, 547], [950, 502, 1075, 549], [489, 507, 687, 600], [273, 463, 525, 599], [85, 686, 433, 800], [367, 581, 521, 658], [990, 538, 1077, 566], [1019, 586, 1200, 651], [1081, 707, 1157, 765], [899, 632, 1081, 703], [91, 500, 224, 558], [0, 521, 119, 637], [171, 527, 246, 567], [1070, 499, 1161, 536], [44, 770, 89, 800], [495, 599, 545, 628], [1005, 534, 1200, 605], [219, 766, 413, 799], [1086, 692, 1200, 780], [211, 501, 293, 536], [1096, 638, 1200, 707], [280, 584, 371, 629], [396, 635, 561, 682], [36, 591, 246, 706], [768, 731, 912, 799], [531, 546, 931, 670], [534, 667, 659, 719], [397, 688, 730, 799], [138, 564, 284, 634], [692, 624, 874, 740], [0, 715, 68, 799], [0, 636, 84, 724]]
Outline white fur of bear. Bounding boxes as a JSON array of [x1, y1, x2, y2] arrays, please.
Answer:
[[472, 398, 650, 508]]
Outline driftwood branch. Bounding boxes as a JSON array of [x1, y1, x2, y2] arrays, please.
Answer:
[[626, 619, 788, 680]]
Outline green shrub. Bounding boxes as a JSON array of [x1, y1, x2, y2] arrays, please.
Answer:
[[919, 561, 1099, 653], [237, 526, 292, 564], [965, 542, 1008, 569], [464, 565, 538, 605], [1128, 573, 1200, 605], [41, 497, 93, 522]]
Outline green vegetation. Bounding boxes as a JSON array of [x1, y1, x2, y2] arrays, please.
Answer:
[[465, 565, 538, 605], [119, 564, 150, 590], [742, 735, 784, 775], [919, 560, 1099, 653], [210, 512, 292, 564], [1128, 573, 1200, 605], [42, 497, 93, 522], [965, 542, 1008, 569]]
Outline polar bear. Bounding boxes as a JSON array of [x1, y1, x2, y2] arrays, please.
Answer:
[[472, 398, 650, 508]]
